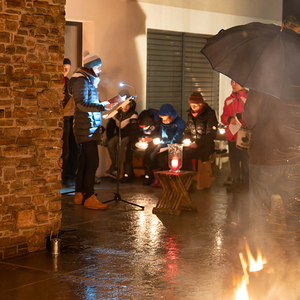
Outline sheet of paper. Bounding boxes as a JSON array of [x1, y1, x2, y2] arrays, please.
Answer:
[[159, 147, 168, 153], [228, 117, 242, 135]]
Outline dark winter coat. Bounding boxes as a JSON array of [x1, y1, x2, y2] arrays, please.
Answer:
[[68, 68, 106, 144], [63, 77, 71, 108], [159, 104, 186, 145], [244, 89, 300, 165], [106, 101, 139, 147], [183, 103, 218, 157]]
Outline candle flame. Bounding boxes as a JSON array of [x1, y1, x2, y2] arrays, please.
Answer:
[[171, 157, 179, 171]]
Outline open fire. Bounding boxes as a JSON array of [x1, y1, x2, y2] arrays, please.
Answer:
[[235, 241, 266, 300]]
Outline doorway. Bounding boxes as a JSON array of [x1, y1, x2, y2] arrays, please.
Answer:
[[65, 21, 82, 76]]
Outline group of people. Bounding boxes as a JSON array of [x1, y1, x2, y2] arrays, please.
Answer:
[[61, 16, 300, 239], [62, 50, 220, 210], [62, 47, 300, 235], [105, 91, 221, 188]]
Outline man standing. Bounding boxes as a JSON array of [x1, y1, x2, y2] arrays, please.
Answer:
[[62, 58, 79, 188], [244, 89, 300, 228]]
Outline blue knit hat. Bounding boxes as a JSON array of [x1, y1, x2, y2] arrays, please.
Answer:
[[83, 50, 102, 68]]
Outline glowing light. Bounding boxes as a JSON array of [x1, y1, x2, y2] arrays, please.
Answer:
[[135, 141, 148, 150], [153, 138, 160, 145], [245, 242, 266, 272], [182, 138, 191, 146], [235, 241, 267, 300], [171, 157, 179, 171], [235, 278, 249, 300]]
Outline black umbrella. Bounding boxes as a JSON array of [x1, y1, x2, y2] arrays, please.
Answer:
[[201, 22, 300, 99]]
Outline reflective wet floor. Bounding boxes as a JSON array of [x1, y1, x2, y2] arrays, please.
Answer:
[[1, 164, 300, 300]]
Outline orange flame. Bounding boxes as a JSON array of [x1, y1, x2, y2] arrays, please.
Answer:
[[245, 242, 266, 272], [235, 277, 249, 300], [235, 241, 266, 300]]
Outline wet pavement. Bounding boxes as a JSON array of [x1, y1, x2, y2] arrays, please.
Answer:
[[1, 164, 300, 300]]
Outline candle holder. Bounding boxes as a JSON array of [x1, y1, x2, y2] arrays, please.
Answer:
[[168, 143, 183, 172]]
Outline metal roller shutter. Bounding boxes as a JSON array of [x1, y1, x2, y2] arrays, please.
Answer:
[[147, 29, 219, 121]]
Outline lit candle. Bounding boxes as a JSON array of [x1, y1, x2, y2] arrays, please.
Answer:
[[171, 157, 179, 171]]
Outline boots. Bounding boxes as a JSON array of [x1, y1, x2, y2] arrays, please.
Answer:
[[196, 160, 215, 190], [120, 163, 134, 183], [150, 169, 162, 188], [84, 194, 108, 210], [74, 192, 84, 205]]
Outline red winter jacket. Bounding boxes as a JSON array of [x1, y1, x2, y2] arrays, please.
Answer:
[[221, 89, 248, 142]]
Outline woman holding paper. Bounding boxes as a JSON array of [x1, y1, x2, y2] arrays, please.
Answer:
[[221, 80, 250, 191]]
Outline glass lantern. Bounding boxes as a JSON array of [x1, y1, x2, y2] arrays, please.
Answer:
[[168, 143, 183, 172]]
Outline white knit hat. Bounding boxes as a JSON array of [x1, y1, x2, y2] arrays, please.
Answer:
[[83, 50, 102, 68]]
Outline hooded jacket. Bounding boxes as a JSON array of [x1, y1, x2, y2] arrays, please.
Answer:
[[221, 89, 248, 142], [183, 103, 218, 156], [158, 104, 186, 145], [68, 68, 106, 144]]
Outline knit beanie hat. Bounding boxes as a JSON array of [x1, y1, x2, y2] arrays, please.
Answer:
[[83, 50, 102, 68], [188, 92, 204, 104], [63, 57, 71, 65]]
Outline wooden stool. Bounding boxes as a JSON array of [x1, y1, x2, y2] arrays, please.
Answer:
[[152, 171, 197, 215]]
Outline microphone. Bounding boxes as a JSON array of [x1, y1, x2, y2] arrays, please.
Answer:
[[119, 82, 137, 100]]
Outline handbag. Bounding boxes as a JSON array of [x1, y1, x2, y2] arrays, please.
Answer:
[[231, 97, 252, 150], [236, 126, 252, 150]]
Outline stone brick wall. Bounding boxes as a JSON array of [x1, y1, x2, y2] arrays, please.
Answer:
[[0, 0, 66, 259]]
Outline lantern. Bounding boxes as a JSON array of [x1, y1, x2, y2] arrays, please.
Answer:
[[168, 143, 183, 172]]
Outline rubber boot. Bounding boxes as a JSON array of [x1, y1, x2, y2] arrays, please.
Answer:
[[84, 194, 108, 210], [74, 192, 84, 205], [151, 169, 162, 188]]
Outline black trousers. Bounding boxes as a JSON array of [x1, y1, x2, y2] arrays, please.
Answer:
[[62, 116, 79, 182], [228, 141, 249, 184], [75, 141, 99, 199]]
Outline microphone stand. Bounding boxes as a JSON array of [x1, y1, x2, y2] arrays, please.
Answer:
[[103, 107, 144, 210]]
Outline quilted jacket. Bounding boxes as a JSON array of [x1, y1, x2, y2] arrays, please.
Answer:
[[69, 68, 106, 144]]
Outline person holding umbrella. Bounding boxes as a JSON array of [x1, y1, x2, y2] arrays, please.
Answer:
[[243, 90, 300, 229], [221, 80, 250, 191], [201, 21, 300, 229]]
